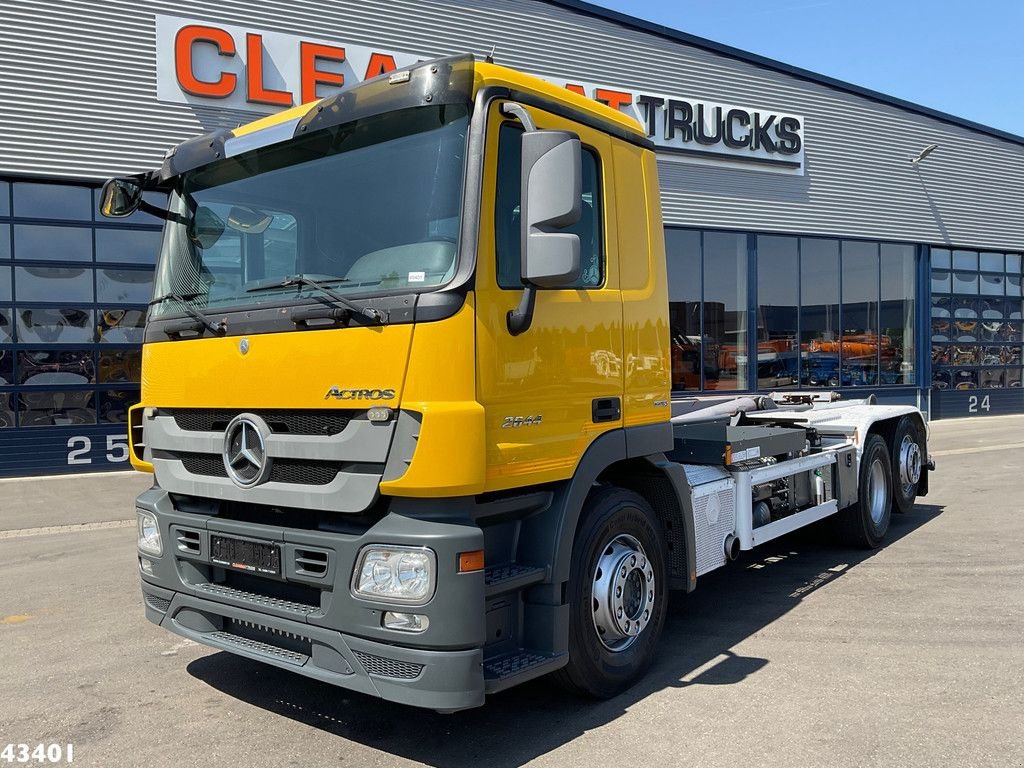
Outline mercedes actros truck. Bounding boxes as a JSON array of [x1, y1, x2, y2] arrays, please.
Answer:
[[101, 55, 933, 712]]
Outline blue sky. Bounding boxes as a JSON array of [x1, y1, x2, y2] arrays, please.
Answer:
[[589, 0, 1023, 136]]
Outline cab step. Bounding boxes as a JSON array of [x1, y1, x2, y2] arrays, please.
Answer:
[[483, 649, 567, 693], [484, 563, 547, 597]]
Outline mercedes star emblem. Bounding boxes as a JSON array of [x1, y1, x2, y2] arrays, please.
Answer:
[[222, 414, 271, 488], [239, 338, 250, 355]]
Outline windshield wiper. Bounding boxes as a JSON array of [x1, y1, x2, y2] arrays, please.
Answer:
[[150, 292, 226, 336], [246, 275, 386, 323]]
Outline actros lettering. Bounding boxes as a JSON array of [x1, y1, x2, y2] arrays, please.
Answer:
[[324, 387, 397, 401]]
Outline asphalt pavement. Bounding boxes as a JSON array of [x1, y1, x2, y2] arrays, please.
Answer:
[[1, 416, 1022, 768]]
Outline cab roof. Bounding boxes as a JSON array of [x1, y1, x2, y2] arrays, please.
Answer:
[[156, 54, 651, 182]]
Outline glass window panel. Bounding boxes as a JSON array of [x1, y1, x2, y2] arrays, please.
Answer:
[[98, 308, 147, 343], [96, 268, 153, 304], [980, 274, 1005, 296], [980, 299, 1004, 320], [14, 225, 92, 262], [16, 308, 94, 344], [980, 368, 1005, 389], [0, 266, 10, 302], [1007, 254, 1021, 274], [98, 349, 141, 384], [931, 269, 951, 295], [1007, 276, 1022, 297], [800, 238, 840, 388], [1008, 368, 1022, 387], [952, 369, 978, 390], [13, 182, 92, 221], [0, 308, 11, 343], [980, 346, 1005, 366], [17, 390, 96, 427], [952, 271, 978, 294], [666, 229, 703, 391], [880, 243, 916, 385], [18, 349, 95, 386], [931, 318, 950, 341], [95, 228, 161, 264], [952, 250, 978, 271], [0, 346, 12, 385], [0, 181, 9, 217], [100, 389, 138, 423], [15, 266, 92, 302], [980, 252, 1004, 272], [756, 235, 799, 388], [931, 296, 950, 317], [703, 232, 748, 390], [0, 224, 9, 259], [931, 248, 951, 269], [841, 241, 879, 386], [1007, 300, 1023, 320], [0, 391, 12, 427]]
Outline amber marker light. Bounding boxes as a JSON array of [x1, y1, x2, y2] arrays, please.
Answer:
[[458, 550, 485, 573]]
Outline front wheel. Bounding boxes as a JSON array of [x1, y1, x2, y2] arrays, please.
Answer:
[[836, 433, 893, 548], [554, 487, 668, 699]]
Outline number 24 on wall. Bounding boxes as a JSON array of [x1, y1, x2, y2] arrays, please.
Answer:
[[967, 395, 991, 414], [67, 435, 130, 466]]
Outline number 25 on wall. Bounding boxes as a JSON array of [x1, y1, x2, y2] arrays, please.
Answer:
[[66, 435, 130, 466]]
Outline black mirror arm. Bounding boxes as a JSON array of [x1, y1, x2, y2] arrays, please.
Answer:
[[506, 284, 536, 336], [502, 101, 538, 336], [501, 102, 536, 132]]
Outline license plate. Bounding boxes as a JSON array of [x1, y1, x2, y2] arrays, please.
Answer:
[[210, 535, 281, 576]]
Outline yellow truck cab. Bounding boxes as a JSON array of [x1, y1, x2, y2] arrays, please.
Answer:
[[104, 55, 931, 711]]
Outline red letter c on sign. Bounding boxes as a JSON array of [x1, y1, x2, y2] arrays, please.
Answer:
[[175, 25, 237, 98]]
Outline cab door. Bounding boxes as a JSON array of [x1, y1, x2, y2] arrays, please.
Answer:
[[475, 100, 623, 492]]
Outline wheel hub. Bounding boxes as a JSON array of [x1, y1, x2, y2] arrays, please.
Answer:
[[898, 435, 922, 489], [867, 458, 888, 525], [592, 534, 656, 652]]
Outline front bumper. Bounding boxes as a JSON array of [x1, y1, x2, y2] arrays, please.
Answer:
[[142, 582, 483, 711], [137, 488, 486, 711]]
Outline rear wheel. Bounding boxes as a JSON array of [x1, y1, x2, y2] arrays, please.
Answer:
[[891, 416, 925, 514], [836, 433, 892, 548], [554, 487, 668, 699]]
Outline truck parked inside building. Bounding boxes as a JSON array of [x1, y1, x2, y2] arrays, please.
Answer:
[[101, 55, 933, 712]]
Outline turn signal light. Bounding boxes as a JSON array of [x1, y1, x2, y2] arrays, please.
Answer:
[[458, 550, 485, 573]]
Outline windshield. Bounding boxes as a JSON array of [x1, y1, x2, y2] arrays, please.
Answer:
[[151, 105, 469, 319]]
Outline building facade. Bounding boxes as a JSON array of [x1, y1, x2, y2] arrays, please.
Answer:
[[1, 0, 1022, 475]]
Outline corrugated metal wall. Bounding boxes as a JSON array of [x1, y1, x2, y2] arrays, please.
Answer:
[[1, 0, 1021, 250]]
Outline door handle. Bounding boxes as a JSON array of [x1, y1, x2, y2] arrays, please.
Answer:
[[592, 397, 621, 423]]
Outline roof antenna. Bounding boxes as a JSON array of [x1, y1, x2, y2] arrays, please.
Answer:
[[485, 44, 496, 64]]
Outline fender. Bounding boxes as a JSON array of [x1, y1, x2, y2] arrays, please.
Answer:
[[517, 427, 697, 594]]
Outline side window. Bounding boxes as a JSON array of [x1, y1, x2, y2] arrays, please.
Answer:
[[494, 122, 603, 289]]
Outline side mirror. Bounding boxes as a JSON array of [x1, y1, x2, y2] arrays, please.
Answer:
[[99, 177, 143, 218], [520, 130, 582, 287]]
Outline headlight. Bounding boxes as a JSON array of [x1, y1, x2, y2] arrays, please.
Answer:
[[137, 510, 162, 556], [351, 546, 435, 605]]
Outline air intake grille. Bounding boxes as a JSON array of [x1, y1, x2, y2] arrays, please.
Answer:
[[352, 651, 424, 680], [175, 453, 339, 486], [143, 593, 171, 613], [166, 409, 354, 436], [176, 528, 201, 555]]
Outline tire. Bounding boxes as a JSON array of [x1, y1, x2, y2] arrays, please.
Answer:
[[836, 433, 893, 548], [891, 416, 925, 514], [553, 486, 668, 699]]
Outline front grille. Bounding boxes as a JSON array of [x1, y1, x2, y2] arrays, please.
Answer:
[[269, 459, 339, 485], [179, 452, 228, 478], [176, 453, 339, 486], [167, 409, 355, 436], [352, 650, 424, 680]]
